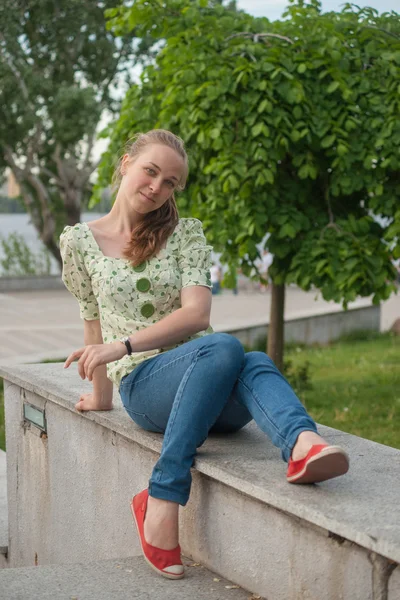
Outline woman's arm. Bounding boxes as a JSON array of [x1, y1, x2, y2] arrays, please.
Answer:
[[127, 286, 212, 353], [74, 319, 114, 410], [64, 286, 212, 382]]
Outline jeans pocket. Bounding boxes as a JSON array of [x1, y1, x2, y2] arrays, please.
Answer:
[[124, 407, 165, 434]]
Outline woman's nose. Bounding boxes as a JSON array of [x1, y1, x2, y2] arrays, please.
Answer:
[[149, 177, 162, 193]]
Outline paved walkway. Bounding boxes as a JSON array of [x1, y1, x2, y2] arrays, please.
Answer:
[[0, 286, 398, 365]]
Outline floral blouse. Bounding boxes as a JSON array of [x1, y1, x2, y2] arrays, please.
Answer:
[[59, 218, 213, 387]]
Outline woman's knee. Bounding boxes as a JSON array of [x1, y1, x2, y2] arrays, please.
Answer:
[[207, 333, 245, 365], [245, 351, 279, 371]]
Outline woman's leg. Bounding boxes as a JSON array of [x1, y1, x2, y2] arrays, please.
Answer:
[[120, 333, 245, 506], [212, 351, 321, 462], [120, 333, 245, 550]]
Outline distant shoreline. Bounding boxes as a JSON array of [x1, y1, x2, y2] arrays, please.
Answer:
[[0, 212, 106, 276]]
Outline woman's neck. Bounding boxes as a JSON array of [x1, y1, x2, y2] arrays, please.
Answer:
[[104, 198, 144, 235]]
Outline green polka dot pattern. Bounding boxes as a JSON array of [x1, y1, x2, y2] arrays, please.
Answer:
[[59, 218, 213, 387]]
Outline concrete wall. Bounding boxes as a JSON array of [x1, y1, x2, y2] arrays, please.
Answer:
[[0, 275, 64, 293], [226, 304, 380, 347], [2, 365, 399, 600]]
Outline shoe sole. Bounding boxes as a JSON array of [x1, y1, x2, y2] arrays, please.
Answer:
[[287, 446, 350, 484], [130, 499, 185, 580]]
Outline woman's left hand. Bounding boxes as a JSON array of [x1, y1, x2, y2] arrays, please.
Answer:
[[64, 342, 127, 381]]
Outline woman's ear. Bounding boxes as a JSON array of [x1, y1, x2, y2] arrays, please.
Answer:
[[121, 153, 130, 176]]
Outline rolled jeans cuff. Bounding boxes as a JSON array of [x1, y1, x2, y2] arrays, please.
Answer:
[[149, 483, 189, 507]]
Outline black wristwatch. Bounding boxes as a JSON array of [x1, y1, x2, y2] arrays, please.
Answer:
[[120, 336, 133, 355]]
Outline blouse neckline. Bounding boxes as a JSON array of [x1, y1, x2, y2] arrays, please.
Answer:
[[83, 222, 174, 262], [84, 222, 130, 261]]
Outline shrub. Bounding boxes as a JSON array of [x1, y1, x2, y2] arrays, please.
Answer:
[[0, 232, 51, 276]]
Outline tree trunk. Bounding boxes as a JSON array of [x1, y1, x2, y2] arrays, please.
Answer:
[[267, 283, 285, 371], [43, 236, 62, 270], [11, 168, 82, 272]]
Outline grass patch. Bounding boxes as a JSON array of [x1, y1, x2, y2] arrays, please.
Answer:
[[286, 332, 400, 449]]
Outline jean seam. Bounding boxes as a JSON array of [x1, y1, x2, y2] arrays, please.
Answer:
[[162, 349, 201, 449], [126, 349, 200, 389], [124, 407, 164, 433], [237, 376, 291, 452]]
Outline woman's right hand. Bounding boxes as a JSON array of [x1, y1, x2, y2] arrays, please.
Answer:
[[75, 393, 113, 412]]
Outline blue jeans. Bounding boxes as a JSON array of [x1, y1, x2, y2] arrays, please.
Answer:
[[119, 333, 317, 506]]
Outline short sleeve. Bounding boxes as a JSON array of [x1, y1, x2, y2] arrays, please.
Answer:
[[177, 219, 212, 289], [59, 225, 100, 320]]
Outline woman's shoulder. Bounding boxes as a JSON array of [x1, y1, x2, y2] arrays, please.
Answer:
[[174, 217, 204, 237], [60, 222, 87, 237], [59, 222, 90, 250]]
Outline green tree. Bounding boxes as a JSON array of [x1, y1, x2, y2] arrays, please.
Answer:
[[98, 0, 400, 368], [0, 0, 143, 267]]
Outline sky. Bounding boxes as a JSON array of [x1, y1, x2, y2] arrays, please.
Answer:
[[237, 0, 399, 21]]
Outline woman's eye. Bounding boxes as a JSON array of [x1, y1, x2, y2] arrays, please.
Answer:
[[145, 167, 156, 175], [165, 180, 175, 188]]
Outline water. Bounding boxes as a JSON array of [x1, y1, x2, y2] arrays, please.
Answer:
[[0, 213, 270, 279], [0, 213, 105, 276]]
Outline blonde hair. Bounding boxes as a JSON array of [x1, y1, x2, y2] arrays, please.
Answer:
[[113, 130, 188, 267]]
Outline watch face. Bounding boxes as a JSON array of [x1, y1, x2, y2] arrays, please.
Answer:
[[121, 337, 129, 343]]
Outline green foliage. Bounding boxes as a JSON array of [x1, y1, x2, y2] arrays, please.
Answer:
[[0, 0, 139, 263], [0, 232, 52, 276], [0, 1, 133, 156], [288, 332, 400, 449], [97, 0, 399, 306], [284, 358, 313, 398]]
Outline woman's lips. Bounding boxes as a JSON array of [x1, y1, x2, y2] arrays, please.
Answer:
[[140, 191, 156, 203]]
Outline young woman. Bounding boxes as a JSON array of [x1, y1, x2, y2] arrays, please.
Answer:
[[60, 129, 349, 581]]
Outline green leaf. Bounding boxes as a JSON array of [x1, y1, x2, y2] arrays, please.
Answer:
[[327, 81, 340, 94], [252, 122, 263, 137], [321, 134, 336, 148], [279, 223, 297, 239]]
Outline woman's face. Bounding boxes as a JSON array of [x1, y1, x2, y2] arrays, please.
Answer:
[[119, 143, 185, 216]]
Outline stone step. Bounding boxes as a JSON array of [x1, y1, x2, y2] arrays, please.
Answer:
[[0, 449, 8, 566], [0, 555, 256, 600], [1, 362, 399, 600]]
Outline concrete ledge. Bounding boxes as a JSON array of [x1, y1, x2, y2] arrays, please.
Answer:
[[1, 362, 399, 599], [0, 275, 63, 293], [0, 555, 253, 600], [218, 300, 380, 347], [0, 449, 8, 567]]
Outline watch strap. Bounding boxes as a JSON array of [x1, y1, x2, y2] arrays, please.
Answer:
[[122, 337, 133, 355]]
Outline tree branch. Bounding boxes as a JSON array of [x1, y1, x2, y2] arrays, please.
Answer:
[[82, 132, 95, 171], [4, 144, 55, 242], [4, 145, 42, 231], [26, 122, 43, 170], [0, 33, 31, 102], [226, 32, 294, 44], [361, 26, 400, 41], [98, 46, 125, 107], [40, 166, 62, 186]]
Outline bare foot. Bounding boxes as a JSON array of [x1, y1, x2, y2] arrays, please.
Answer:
[[144, 496, 180, 550], [291, 431, 328, 462]]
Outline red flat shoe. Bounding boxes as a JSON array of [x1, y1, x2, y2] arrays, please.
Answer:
[[131, 489, 184, 580], [287, 444, 349, 484]]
